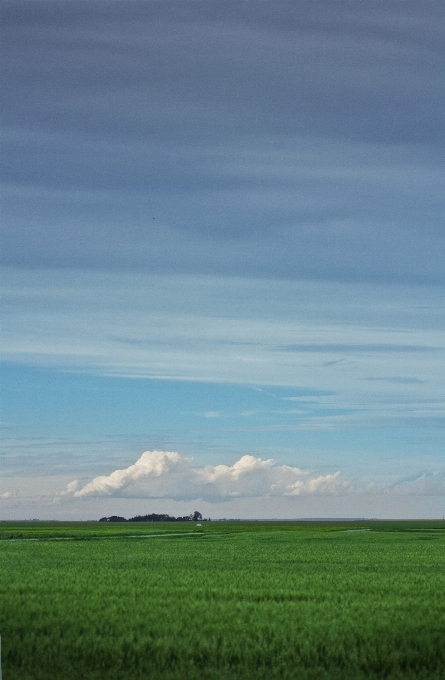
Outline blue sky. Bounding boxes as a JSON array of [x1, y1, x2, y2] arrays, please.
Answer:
[[1, 0, 444, 519]]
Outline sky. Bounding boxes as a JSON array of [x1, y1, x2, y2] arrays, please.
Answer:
[[1, 0, 444, 520]]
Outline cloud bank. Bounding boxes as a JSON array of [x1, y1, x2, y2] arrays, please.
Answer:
[[62, 452, 445, 504], [65, 451, 349, 502]]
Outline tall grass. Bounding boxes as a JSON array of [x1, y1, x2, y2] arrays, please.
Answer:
[[1, 524, 444, 679]]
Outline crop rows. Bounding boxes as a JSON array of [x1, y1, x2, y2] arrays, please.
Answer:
[[1, 524, 444, 679]]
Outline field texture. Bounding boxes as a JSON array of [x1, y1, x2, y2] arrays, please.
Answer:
[[1, 521, 444, 679]]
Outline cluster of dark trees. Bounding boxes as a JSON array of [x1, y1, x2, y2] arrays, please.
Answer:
[[99, 511, 209, 523]]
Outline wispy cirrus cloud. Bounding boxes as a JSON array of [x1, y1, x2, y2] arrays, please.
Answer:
[[278, 344, 441, 354], [2, 1, 444, 283], [386, 471, 445, 496], [365, 377, 426, 384]]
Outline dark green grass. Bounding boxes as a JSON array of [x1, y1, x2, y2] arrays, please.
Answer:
[[2, 518, 444, 541], [1, 522, 445, 679]]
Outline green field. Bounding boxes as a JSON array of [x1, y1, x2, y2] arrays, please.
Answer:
[[1, 520, 444, 679]]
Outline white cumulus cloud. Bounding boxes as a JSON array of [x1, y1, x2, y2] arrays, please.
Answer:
[[64, 450, 349, 502]]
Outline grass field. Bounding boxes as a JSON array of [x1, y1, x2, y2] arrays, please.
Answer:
[[1, 520, 444, 679]]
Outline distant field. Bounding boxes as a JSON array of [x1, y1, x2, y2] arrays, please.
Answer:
[[1, 520, 444, 679]]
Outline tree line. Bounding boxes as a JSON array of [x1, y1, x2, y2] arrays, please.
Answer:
[[99, 511, 209, 522]]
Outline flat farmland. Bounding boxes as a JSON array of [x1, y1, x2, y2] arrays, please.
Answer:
[[1, 521, 444, 679]]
